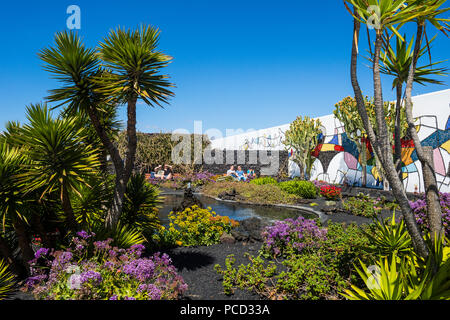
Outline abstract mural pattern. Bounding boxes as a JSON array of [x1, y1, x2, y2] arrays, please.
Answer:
[[308, 115, 450, 192], [211, 90, 450, 193]]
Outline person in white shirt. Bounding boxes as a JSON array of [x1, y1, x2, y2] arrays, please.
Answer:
[[226, 165, 238, 179]]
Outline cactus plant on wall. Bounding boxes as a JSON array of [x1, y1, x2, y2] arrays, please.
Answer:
[[283, 116, 322, 180]]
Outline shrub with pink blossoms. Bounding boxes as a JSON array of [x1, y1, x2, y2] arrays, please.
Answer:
[[261, 217, 327, 257], [409, 192, 450, 237]]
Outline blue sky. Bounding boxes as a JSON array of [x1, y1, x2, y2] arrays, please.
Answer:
[[0, 0, 449, 134]]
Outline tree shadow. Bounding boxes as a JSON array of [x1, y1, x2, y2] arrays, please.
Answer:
[[165, 250, 215, 272]]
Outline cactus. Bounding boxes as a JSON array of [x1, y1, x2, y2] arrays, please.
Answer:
[[283, 116, 322, 180]]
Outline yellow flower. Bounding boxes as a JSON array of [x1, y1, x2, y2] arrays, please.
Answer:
[[176, 240, 183, 246]]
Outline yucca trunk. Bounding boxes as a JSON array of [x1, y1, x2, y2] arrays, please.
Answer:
[[350, 14, 429, 259], [12, 219, 34, 272], [104, 95, 138, 231], [61, 185, 78, 231], [105, 178, 127, 230], [404, 23, 443, 245], [394, 83, 403, 183]]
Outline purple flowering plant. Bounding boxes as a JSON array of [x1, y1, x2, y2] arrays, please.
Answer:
[[23, 231, 187, 300], [261, 217, 327, 257], [409, 192, 450, 237]]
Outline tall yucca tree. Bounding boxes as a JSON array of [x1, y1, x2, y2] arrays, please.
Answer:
[[39, 27, 174, 231], [344, 0, 449, 258], [97, 25, 174, 229], [13, 104, 100, 232], [401, 0, 450, 246]]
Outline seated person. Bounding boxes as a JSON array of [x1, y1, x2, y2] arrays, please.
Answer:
[[154, 164, 173, 180], [236, 166, 247, 181], [226, 165, 238, 179], [247, 169, 255, 178], [162, 164, 173, 180]]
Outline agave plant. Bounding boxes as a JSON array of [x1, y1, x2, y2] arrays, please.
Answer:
[[342, 236, 450, 300], [341, 254, 423, 300], [0, 259, 16, 300], [364, 210, 412, 258]]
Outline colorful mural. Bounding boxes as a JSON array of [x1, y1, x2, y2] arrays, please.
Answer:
[[210, 89, 450, 193]]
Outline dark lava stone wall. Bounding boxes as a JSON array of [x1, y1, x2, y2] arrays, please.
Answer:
[[195, 149, 289, 176]]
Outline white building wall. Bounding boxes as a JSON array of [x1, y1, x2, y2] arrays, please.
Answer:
[[210, 89, 450, 193]]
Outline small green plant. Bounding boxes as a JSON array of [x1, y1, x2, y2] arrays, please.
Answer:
[[215, 220, 373, 300], [342, 193, 392, 217], [250, 177, 278, 185], [278, 180, 317, 199], [214, 253, 277, 297], [364, 211, 412, 258]]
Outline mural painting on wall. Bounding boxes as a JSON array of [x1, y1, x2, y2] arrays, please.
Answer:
[[304, 114, 450, 192], [240, 129, 286, 150]]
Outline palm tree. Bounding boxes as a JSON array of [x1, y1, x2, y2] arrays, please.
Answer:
[[13, 103, 100, 232], [97, 25, 174, 229], [401, 0, 449, 245], [39, 26, 174, 230]]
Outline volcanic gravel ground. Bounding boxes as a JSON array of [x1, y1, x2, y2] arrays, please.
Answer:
[[163, 241, 265, 300]]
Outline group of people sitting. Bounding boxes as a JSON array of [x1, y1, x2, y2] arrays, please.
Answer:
[[151, 164, 173, 180], [226, 165, 255, 182]]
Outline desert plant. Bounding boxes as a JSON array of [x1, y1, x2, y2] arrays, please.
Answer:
[[364, 211, 412, 258], [283, 116, 322, 180]]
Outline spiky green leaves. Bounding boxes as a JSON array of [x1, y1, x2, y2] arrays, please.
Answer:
[[12, 103, 100, 200], [39, 31, 104, 113], [97, 25, 175, 106]]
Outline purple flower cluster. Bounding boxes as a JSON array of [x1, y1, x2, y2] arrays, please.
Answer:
[[80, 270, 102, 284], [409, 192, 450, 237], [262, 217, 327, 256], [34, 248, 49, 259], [23, 231, 188, 300]]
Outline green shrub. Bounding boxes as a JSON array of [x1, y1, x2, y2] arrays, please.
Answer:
[[202, 181, 300, 205], [215, 221, 373, 300], [250, 176, 278, 185], [154, 205, 239, 247], [278, 180, 317, 199]]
